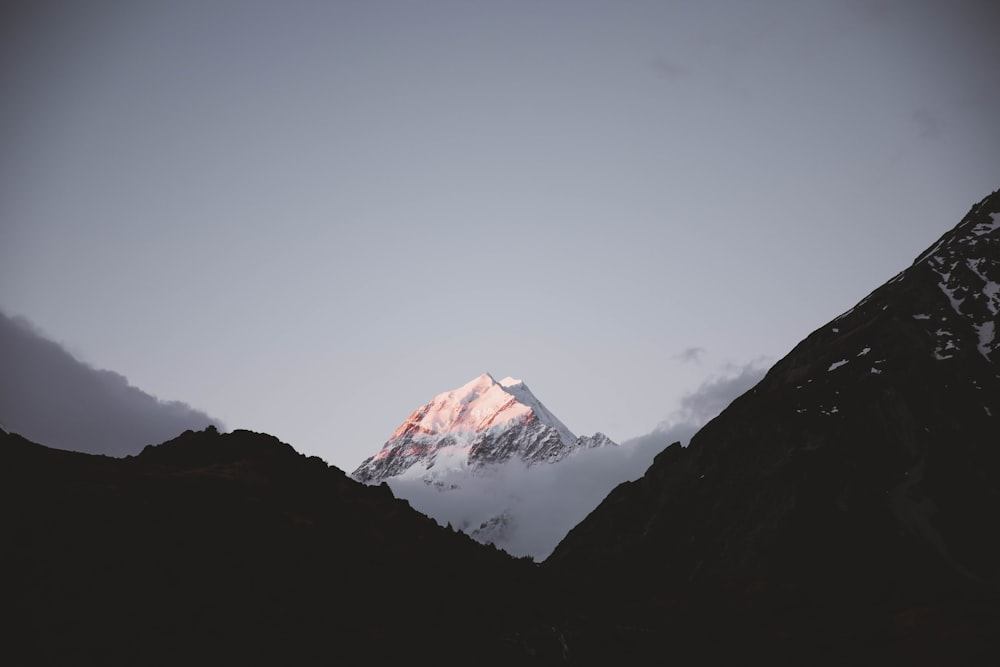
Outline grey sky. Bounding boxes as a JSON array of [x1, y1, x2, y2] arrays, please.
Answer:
[[2, 1, 998, 470]]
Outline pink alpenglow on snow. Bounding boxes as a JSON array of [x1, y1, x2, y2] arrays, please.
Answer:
[[390, 374, 537, 440], [352, 373, 614, 484]]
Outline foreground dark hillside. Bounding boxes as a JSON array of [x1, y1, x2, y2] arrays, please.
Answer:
[[0, 427, 569, 666], [7, 423, 997, 666], [548, 191, 1000, 661]]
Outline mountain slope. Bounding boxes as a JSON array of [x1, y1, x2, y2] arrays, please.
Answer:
[[549, 189, 1000, 598], [0, 427, 568, 665], [353, 373, 615, 484]]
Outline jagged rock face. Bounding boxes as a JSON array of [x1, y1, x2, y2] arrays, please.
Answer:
[[549, 190, 1000, 597], [576, 432, 617, 450], [353, 373, 616, 483]]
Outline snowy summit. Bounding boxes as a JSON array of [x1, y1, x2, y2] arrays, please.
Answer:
[[352, 373, 615, 484]]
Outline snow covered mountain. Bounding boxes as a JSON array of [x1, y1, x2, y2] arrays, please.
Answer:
[[352, 373, 615, 484], [351, 373, 617, 558]]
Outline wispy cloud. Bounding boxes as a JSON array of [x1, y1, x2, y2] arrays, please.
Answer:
[[670, 359, 769, 426], [675, 346, 706, 364], [0, 311, 221, 455]]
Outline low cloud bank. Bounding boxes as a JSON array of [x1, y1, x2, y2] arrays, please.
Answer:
[[0, 311, 221, 456], [389, 360, 769, 560]]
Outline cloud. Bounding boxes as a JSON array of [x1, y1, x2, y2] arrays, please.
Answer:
[[675, 346, 706, 364], [668, 359, 769, 427], [0, 311, 221, 456], [617, 358, 769, 457], [388, 443, 658, 562], [385, 358, 770, 561]]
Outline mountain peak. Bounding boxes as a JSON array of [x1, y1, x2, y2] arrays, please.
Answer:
[[386, 372, 533, 443], [353, 373, 612, 483]]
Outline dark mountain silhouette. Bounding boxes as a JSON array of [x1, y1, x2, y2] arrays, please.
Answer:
[[1, 427, 571, 665], [0, 311, 219, 456], [546, 189, 1000, 661]]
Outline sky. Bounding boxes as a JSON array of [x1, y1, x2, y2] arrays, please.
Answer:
[[2, 0, 999, 471]]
